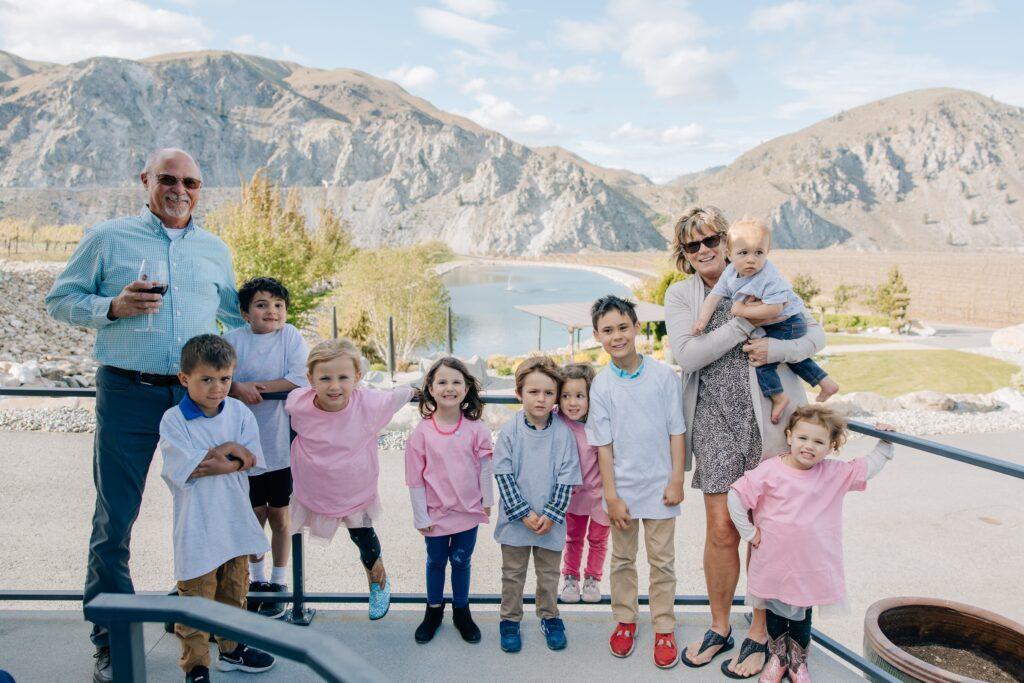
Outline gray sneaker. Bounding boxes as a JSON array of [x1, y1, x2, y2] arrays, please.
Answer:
[[581, 576, 602, 603], [559, 575, 581, 603], [92, 646, 112, 683]]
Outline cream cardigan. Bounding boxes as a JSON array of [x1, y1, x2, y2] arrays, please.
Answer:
[[664, 274, 826, 470]]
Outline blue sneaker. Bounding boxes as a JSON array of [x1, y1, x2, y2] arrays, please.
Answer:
[[368, 578, 391, 620], [499, 619, 522, 653], [541, 617, 567, 650]]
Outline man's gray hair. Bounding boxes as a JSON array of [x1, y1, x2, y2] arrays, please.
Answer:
[[142, 148, 202, 179]]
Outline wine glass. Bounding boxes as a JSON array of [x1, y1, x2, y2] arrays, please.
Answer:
[[134, 258, 168, 332]]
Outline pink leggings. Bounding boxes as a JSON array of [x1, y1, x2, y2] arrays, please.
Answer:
[[562, 513, 610, 580]]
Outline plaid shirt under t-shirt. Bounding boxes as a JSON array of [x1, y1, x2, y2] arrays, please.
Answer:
[[45, 207, 245, 375]]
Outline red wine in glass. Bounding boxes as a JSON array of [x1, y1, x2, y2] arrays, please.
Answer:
[[135, 259, 168, 332]]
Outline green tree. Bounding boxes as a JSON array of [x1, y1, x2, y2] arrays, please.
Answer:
[[327, 244, 450, 363], [791, 273, 821, 307], [867, 266, 911, 331], [831, 282, 858, 313], [207, 171, 355, 326], [633, 270, 689, 340]]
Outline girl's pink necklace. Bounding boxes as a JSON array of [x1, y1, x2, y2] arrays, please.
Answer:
[[431, 413, 463, 436]]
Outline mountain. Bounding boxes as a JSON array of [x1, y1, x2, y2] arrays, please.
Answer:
[[651, 89, 1024, 249], [0, 50, 664, 255]]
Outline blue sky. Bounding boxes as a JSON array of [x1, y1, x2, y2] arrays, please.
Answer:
[[1, 0, 1021, 181]]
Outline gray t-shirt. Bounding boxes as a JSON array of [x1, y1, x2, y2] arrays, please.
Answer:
[[710, 261, 803, 319], [586, 357, 687, 520], [493, 411, 582, 551]]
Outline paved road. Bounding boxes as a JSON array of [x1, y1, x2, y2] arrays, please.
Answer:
[[1, 430, 1021, 679]]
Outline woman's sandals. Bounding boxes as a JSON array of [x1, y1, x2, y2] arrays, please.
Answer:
[[720, 637, 770, 679], [680, 627, 734, 667]]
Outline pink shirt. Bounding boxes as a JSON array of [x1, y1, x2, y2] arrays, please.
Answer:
[[731, 454, 868, 607], [286, 385, 412, 519], [404, 417, 493, 537], [561, 414, 609, 526]]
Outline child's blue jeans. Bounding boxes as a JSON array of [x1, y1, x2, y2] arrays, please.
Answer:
[[425, 526, 479, 607], [755, 314, 828, 397]]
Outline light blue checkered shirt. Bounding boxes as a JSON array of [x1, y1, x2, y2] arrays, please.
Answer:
[[45, 207, 245, 375]]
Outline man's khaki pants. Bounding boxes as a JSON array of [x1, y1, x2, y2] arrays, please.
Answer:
[[610, 517, 676, 633], [175, 555, 248, 672], [500, 544, 562, 621]]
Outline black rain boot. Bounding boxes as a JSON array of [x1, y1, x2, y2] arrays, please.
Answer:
[[415, 603, 445, 644], [452, 605, 482, 643]]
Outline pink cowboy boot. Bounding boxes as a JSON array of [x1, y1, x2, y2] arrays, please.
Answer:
[[758, 633, 789, 683], [787, 636, 812, 683]]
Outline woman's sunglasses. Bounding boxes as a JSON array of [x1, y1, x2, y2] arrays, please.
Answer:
[[681, 233, 723, 254], [155, 173, 202, 190]]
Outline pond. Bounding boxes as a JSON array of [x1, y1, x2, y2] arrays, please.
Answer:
[[437, 264, 632, 358]]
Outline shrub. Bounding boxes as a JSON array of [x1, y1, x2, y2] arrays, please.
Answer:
[[791, 273, 821, 307], [867, 266, 911, 331]]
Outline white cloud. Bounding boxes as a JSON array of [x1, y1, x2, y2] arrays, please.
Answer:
[[440, 0, 503, 19], [661, 123, 705, 143], [231, 35, 303, 62], [556, 1, 735, 100], [0, 0, 211, 63], [611, 122, 657, 141], [460, 77, 488, 93], [385, 64, 439, 90], [464, 92, 558, 137], [414, 7, 508, 52], [532, 65, 602, 89], [927, 0, 995, 28], [748, 1, 817, 32]]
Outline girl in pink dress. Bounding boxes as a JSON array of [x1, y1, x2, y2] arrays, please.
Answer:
[[557, 363, 611, 605], [285, 338, 414, 620], [405, 357, 494, 645], [727, 405, 894, 683]]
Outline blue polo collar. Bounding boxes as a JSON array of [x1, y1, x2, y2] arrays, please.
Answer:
[[141, 205, 196, 237], [609, 354, 645, 380], [179, 394, 224, 420]]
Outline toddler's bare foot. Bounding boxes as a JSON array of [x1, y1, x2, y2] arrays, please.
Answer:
[[769, 394, 789, 424], [816, 377, 839, 402]]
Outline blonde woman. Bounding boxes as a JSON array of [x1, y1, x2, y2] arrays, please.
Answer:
[[663, 206, 825, 678]]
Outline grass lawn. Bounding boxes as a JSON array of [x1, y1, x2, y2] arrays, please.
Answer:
[[819, 350, 1018, 397], [826, 334, 898, 346]]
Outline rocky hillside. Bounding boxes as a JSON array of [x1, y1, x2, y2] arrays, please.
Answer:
[[642, 89, 1024, 249], [0, 50, 663, 255]]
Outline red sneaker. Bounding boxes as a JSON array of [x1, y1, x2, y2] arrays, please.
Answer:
[[609, 622, 637, 658], [654, 632, 678, 669]]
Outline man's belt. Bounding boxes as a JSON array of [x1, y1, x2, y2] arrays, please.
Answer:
[[103, 365, 180, 387]]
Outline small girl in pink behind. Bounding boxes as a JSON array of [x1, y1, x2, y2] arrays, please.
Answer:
[[728, 405, 894, 683], [405, 357, 494, 645], [557, 362, 610, 605], [285, 338, 414, 621]]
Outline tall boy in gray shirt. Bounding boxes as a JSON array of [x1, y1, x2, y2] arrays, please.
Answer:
[[494, 356, 582, 654]]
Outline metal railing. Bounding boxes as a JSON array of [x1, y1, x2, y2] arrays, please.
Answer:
[[3, 385, 1022, 681], [84, 593, 381, 682]]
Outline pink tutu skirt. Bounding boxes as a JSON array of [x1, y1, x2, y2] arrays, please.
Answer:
[[289, 496, 384, 543]]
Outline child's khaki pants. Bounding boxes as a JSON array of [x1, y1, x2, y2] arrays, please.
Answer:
[[610, 517, 676, 633], [500, 544, 562, 621], [175, 555, 249, 672]]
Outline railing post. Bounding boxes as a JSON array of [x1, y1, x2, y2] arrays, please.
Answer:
[[446, 306, 453, 354], [537, 317, 542, 351], [108, 619, 146, 681], [387, 316, 396, 382], [285, 532, 316, 625], [332, 306, 338, 339]]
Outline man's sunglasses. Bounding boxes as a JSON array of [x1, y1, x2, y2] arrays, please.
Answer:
[[154, 173, 202, 190], [681, 233, 723, 254]]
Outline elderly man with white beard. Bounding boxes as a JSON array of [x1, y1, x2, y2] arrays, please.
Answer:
[[46, 148, 245, 683]]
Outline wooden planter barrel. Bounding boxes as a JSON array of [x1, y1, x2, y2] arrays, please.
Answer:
[[863, 597, 1024, 682]]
